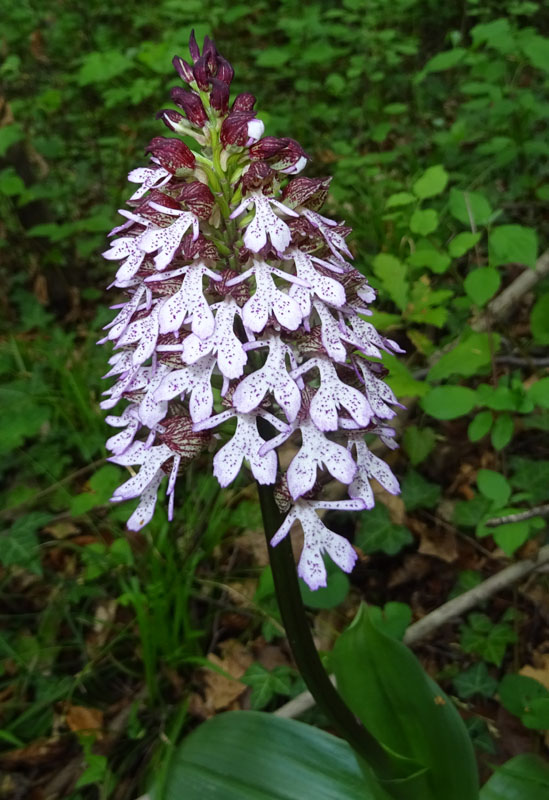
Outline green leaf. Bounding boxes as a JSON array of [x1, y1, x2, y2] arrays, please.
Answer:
[[409, 208, 438, 236], [417, 48, 467, 79], [372, 253, 409, 310], [491, 413, 514, 451], [77, 50, 133, 86], [510, 457, 549, 503], [529, 378, 549, 409], [468, 410, 493, 442], [480, 754, 549, 799], [0, 123, 24, 157], [241, 664, 293, 711], [299, 563, 350, 610], [464, 267, 501, 307], [449, 570, 483, 599], [449, 188, 493, 227], [384, 103, 408, 115], [356, 505, 412, 556], [386, 192, 416, 208], [460, 613, 516, 666], [412, 166, 449, 199], [406, 280, 452, 327], [453, 663, 498, 700], [0, 167, 25, 196], [371, 122, 392, 143], [421, 386, 476, 420], [402, 426, 437, 466], [381, 353, 429, 399], [449, 232, 481, 258], [521, 32, 549, 72], [471, 19, 515, 53], [332, 606, 479, 800], [368, 602, 412, 640], [453, 495, 493, 528], [407, 244, 451, 274], [489, 225, 538, 269], [152, 711, 373, 800], [523, 698, 549, 730], [477, 469, 511, 506], [428, 332, 498, 381], [256, 48, 290, 67], [492, 521, 530, 556], [466, 718, 497, 755], [499, 674, 549, 719], [401, 469, 441, 511], [0, 512, 50, 575], [531, 294, 549, 344]]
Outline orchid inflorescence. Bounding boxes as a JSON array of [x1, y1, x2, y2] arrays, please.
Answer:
[[100, 32, 403, 590]]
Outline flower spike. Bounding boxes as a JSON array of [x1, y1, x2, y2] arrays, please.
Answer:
[[100, 32, 403, 590]]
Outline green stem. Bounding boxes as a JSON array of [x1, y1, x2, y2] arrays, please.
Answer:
[[257, 481, 395, 779]]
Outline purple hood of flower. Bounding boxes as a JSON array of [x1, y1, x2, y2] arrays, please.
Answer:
[[100, 31, 404, 590]]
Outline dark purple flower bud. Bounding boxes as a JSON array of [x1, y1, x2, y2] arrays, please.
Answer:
[[216, 56, 234, 86], [202, 35, 216, 57], [221, 111, 263, 147], [249, 137, 286, 161], [178, 181, 215, 219], [145, 137, 196, 172], [250, 137, 308, 174], [241, 161, 274, 191], [193, 56, 210, 91], [156, 108, 186, 132], [170, 88, 208, 127], [172, 55, 195, 84], [232, 93, 256, 112], [189, 29, 200, 63], [210, 78, 229, 114], [282, 177, 331, 210], [135, 190, 182, 225], [205, 47, 218, 78]]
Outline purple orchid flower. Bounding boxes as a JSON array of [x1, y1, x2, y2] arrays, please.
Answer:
[[100, 31, 403, 590]]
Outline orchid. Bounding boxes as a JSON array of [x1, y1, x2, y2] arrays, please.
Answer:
[[100, 31, 402, 591]]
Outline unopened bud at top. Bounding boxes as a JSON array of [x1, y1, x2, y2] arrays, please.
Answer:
[[170, 88, 208, 127]]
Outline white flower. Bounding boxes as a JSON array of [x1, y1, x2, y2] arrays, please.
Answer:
[[195, 410, 277, 487], [138, 202, 199, 271], [291, 357, 371, 432], [230, 191, 299, 253], [270, 499, 364, 590], [233, 336, 301, 421], [154, 354, 216, 423], [127, 164, 171, 201], [348, 434, 400, 507], [286, 418, 357, 500], [182, 298, 248, 380]]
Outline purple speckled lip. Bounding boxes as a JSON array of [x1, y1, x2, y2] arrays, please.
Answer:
[[100, 30, 402, 590]]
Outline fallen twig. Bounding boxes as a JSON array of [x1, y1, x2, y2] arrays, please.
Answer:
[[484, 504, 549, 528], [404, 544, 549, 644]]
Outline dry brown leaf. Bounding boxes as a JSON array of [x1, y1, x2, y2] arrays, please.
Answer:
[[202, 639, 253, 715], [0, 737, 67, 766], [388, 554, 432, 588], [374, 485, 406, 524], [65, 705, 104, 733], [414, 520, 458, 563], [234, 530, 269, 566], [519, 654, 549, 691], [43, 520, 79, 540]]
